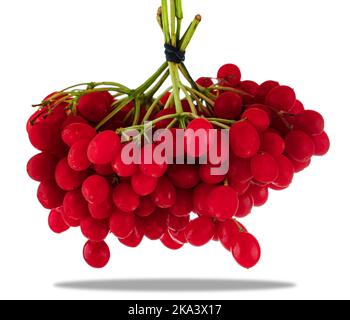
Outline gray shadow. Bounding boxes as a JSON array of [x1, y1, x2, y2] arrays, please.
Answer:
[[55, 278, 296, 292]]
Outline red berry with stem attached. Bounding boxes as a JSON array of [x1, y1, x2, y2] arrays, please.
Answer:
[[140, 144, 168, 178], [82, 175, 110, 205], [135, 196, 156, 217], [216, 219, 241, 251], [63, 189, 90, 221], [312, 131, 330, 156], [273, 155, 295, 188], [55, 157, 87, 191], [295, 110, 325, 136], [161, 231, 184, 250], [67, 139, 91, 171], [113, 183, 140, 212], [230, 121, 260, 159], [207, 186, 239, 221], [185, 216, 215, 246], [37, 181, 64, 209], [61, 123, 96, 147], [285, 130, 315, 162], [87, 130, 121, 165], [265, 85, 296, 112], [27, 152, 58, 182], [217, 64, 241, 87], [110, 209, 135, 239], [248, 184, 269, 207], [196, 77, 214, 88], [80, 217, 109, 242], [131, 171, 158, 196], [168, 164, 200, 189], [232, 233, 261, 269], [260, 132, 285, 156], [48, 208, 69, 234], [235, 193, 254, 218], [240, 80, 259, 95], [241, 108, 270, 133], [251, 153, 279, 184], [83, 240, 110, 268], [169, 189, 193, 217], [152, 177, 176, 208], [184, 118, 214, 158], [77, 92, 113, 123], [214, 92, 242, 120]]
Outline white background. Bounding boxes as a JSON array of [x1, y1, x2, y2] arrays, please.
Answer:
[[0, 0, 349, 300]]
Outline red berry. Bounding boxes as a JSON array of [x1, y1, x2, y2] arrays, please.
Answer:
[[230, 121, 260, 159], [153, 107, 176, 129], [240, 80, 259, 96], [140, 144, 168, 178], [251, 153, 279, 184], [169, 229, 187, 244], [207, 186, 239, 221], [168, 189, 192, 217], [55, 157, 87, 191], [83, 240, 110, 268], [235, 193, 254, 218], [184, 118, 214, 158], [113, 183, 140, 212], [168, 164, 200, 189], [232, 233, 261, 269], [241, 108, 270, 133], [110, 209, 135, 239], [63, 189, 90, 221], [273, 155, 294, 188], [167, 213, 190, 231], [67, 139, 91, 171], [228, 157, 253, 183], [312, 131, 330, 156], [140, 209, 168, 240], [112, 143, 138, 177], [27, 152, 57, 182], [62, 115, 88, 128], [265, 85, 296, 112], [185, 216, 215, 246], [118, 225, 144, 248], [295, 110, 325, 136], [60, 206, 81, 227], [248, 184, 268, 207], [93, 163, 114, 176], [161, 231, 184, 250], [37, 181, 64, 209], [285, 130, 315, 162], [61, 123, 96, 147], [159, 92, 171, 106], [193, 183, 214, 216], [290, 158, 311, 173], [260, 132, 285, 156], [87, 130, 121, 165], [228, 179, 250, 196], [214, 92, 242, 120], [80, 217, 109, 242], [196, 77, 214, 88], [131, 171, 158, 196], [216, 219, 241, 251], [77, 92, 113, 123], [82, 175, 110, 204], [135, 197, 156, 217], [48, 208, 69, 233], [88, 196, 114, 220], [290, 100, 305, 114], [28, 123, 61, 152], [217, 64, 241, 87], [199, 163, 226, 184], [151, 177, 176, 208]]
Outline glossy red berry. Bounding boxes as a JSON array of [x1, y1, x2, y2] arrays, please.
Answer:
[[248, 184, 268, 207], [152, 177, 176, 208], [110, 209, 135, 239], [63, 189, 90, 221], [61, 123, 96, 147], [168, 164, 200, 189], [230, 121, 260, 159], [196, 77, 214, 88], [199, 163, 226, 184], [260, 132, 285, 156], [295, 110, 325, 136], [112, 144, 138, 177], [83, 240, 110, 268], [87, 131, 121, 164], [290, 100, 305, 114], [235, 193, 254, 218], [55, 157, 87, 191], [185, 216, 215, 246], [131, 171, 158, 196], [80, 217, 109, 242], [273, 155, 294, 188], [167, 213, 190, 231], [285, 130, 315, 162], [291, 158, 311, 173], [88, 196, 114, 220], [251, 153, 279, 184], [77, 92, 113, 123], [168, 229, 187, 244], [27, 152, 57, 182], [161, 231, 184, 250], [214, 92, 242, 120], [140, 144, 168, 178], [216, 219, 241, 251], [228, 157, 253, 183], [135, 197, 156, 217], [169, 189, 193, 217], [37, 181, 64, 209], [113, 183, 140, 212], [118, 225, 144, 248], [82, 175, 110, 204], [207, 186, 239, 220], [312, 131, 330, 156], [241, 108, 270, 133], [28, 123, 61, 152], [67, 139, 91, 171], [48, 208, 69, 234], [232, 233, 261, 269], [255, 80, 280, 103], [193, 183, 214, 216], [265, 85, 296, 112], [217, 64, 241, 87]]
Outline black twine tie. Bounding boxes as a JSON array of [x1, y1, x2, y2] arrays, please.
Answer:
[[164, 44, 186, 64]]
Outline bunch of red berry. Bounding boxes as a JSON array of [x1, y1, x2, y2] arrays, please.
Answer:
[[26, 0, 329, 269]]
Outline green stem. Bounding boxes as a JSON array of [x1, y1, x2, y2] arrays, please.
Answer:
[[210, 85, 253, 97], [145, 69, 170, 99], [168, 63, 183, 114], [185, 86, 215, 106], [206, 118, 236, 125], [179, 15, 201, 51], [180, 84, 197, 115], [170, 0, 177, 47], [133, 97, 141, 126], [161, 0, 170, 44], [142, 86, 173, 122], [167, 118, 178, 129]]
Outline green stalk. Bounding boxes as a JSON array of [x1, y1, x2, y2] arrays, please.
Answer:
[[161, 0, 171, 44], [133, 98, 141, 126], [180, 84, 197, 115], [175, 0, 183, 42], [170, 0, 177, 46], [179, 15, 201, 51], [142, 86, 173, 122], [168, 63, 183, 114], [145, 69, 170, 99]]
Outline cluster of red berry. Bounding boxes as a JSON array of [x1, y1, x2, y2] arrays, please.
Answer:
[[26, 0, 329, 269]]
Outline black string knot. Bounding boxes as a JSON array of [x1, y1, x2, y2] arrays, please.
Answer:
[[164, 44, 186, 64]]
